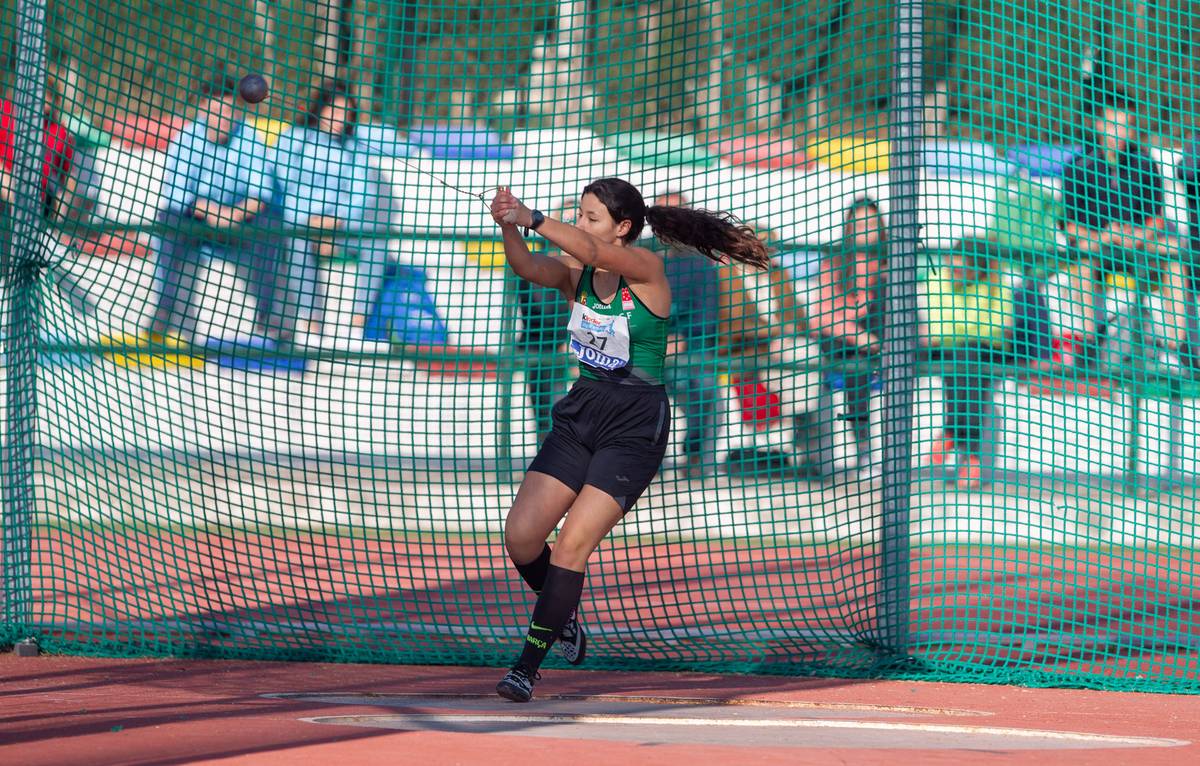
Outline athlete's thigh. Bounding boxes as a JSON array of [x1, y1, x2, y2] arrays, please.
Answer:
[[551, 486, 626, 570], [505, 470, 579, 550]]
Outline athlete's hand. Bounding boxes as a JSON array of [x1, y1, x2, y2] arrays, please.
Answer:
[[490, 186, 532, 227]]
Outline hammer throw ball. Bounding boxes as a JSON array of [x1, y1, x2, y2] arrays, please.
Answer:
[[238, 74, 268, 104]]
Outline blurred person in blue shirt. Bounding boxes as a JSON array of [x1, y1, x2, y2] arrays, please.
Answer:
[[273, 80, 391, 340], [149, 73, 290, 343]]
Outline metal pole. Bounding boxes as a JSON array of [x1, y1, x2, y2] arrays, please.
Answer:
[[2, 0, 48, 640], [876, 0, 923, 658]]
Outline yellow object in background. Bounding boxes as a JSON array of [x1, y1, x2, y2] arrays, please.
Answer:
[[1106, 273, 1137, 291], [250, 117, 289, 149], [462, 239, 545, 270], [462, 240, 507, 270], [806, 137, 890, 174], [99, 332, 205, 371]]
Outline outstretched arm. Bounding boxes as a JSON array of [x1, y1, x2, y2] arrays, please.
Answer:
[[490, 190, 577, 297], [492, 187, 663, 284]]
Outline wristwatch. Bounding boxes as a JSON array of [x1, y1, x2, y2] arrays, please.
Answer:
[[527, 209, 545, 234]]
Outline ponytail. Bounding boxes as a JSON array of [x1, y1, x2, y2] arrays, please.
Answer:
[[581, 177, 770, 270], [646, 206, 770, 270]]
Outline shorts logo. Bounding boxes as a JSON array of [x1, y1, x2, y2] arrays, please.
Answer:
[[616, 475, 630, 482]]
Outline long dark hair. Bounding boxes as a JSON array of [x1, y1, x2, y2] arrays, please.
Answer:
[[303, 79, 358, 138], [581, 178, 769, 270]]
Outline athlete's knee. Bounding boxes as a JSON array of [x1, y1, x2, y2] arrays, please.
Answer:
[[547, 531, 596, 571], [504, 511, 545, 561]]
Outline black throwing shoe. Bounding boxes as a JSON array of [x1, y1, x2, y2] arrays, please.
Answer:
[[557, 609, 587, 666], [496, 663, 540, 702]]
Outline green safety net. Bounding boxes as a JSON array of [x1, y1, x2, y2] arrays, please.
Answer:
[[1, 0, 1198, 694]]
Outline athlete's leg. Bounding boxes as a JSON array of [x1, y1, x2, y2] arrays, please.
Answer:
[[496, 474, 595, 702], [512, 486, 624, 674], [549, 486, 625, 571], [505, 471, 577, 564], [508, 385, 593, 576]]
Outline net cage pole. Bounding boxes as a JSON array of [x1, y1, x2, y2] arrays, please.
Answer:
[[874, 0, 923, 657], [1, 0, 48, 640]]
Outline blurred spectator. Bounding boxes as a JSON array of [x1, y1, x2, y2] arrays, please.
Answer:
[[48, 62, 112, 230], [1010, 270, 1056, 369], [0, 82, 74, 218], [1060, 87, 1188, 369], [919, 239, 1017, 491], [804, 196, 887, 479], [273, 80, 390, 341], [148, 73, 290, 344], [516, 197, 573, 445], [655, 191, 723, 478], [718, 224, 820, 475]]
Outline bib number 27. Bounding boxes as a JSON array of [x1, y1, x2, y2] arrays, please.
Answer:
[[584, 332, 608, 351]]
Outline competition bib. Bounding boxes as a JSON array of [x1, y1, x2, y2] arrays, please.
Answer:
[[567, 303, 631, 370]]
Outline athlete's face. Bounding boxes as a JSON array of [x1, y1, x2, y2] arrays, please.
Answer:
[[576, 192, 632, 244]]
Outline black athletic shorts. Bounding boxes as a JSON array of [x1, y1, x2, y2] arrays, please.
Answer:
[[528, 378, 670, 513]]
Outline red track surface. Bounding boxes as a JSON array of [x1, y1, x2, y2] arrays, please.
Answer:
[[27, 529, 1200, 684], [3, 655, 1200, 765]]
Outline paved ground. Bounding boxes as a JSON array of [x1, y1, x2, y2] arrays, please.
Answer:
[[3, 655, 1199, 765]]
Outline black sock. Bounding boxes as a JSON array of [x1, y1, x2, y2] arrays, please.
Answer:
[[513, 543, 552, 593], [516, 564, 584, 671]]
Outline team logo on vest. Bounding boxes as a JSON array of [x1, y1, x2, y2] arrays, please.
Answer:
[[621, 287, 635, 312]]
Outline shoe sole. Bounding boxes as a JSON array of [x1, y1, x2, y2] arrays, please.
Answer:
[[496, 681, 532, 703], [559, 630, 587, 665]]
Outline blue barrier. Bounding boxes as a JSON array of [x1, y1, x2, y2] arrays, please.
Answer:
[[922, 140, 1015, 176], [1006, 143, 1084, 178], [363, 263, 450, 345], [202, 335, 308, 374], [406, 125, 515, 161]]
